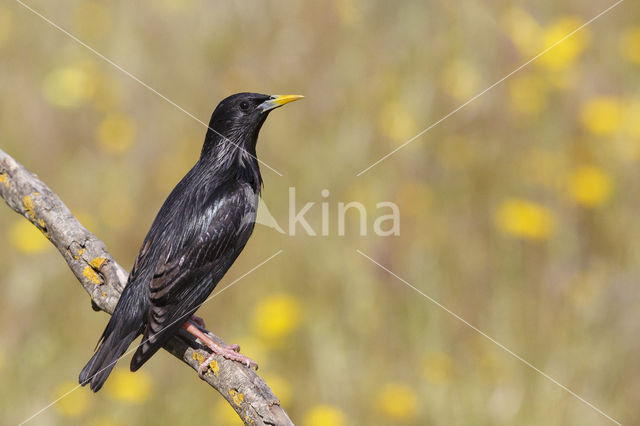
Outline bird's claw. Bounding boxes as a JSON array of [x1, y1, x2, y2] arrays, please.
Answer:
[[197, 347, 258, 378], [198, 356, 213, 379], [183, 321, 257, 375]]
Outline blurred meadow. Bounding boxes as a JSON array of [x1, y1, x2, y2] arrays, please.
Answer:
[[1, 0, 640, 424]]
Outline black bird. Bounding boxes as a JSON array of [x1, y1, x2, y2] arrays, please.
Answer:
[[79, 92, 303, 392]]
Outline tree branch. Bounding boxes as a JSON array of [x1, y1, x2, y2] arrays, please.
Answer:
[[0, 148, 292, 426]]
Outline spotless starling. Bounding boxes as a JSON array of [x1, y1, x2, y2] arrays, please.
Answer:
[[79, 93, 303, 391]]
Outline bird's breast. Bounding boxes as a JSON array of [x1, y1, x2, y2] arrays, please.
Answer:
[[240, 183, 260, 228]]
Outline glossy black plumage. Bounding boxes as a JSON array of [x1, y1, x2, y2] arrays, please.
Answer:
[[79, 92, 296, 391]]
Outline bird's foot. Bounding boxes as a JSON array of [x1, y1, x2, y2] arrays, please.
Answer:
[[198, 355, 214, 378], [183, 321, 258, 376], [197, 343, 258, 378]]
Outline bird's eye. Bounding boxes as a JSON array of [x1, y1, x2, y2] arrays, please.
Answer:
[[240, 101, 250, 111]]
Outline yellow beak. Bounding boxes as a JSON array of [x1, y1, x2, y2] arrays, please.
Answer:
[[259, 94, 304, 112]]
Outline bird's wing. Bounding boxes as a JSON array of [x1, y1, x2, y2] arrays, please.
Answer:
[[130, 183, 257, 369]]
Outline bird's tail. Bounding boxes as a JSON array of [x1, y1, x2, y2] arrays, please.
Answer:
[[79, 327, 138, 392], [79, 286, 145, 392]]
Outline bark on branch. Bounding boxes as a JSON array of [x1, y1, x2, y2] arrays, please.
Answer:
[[0, 148, 292, 426]]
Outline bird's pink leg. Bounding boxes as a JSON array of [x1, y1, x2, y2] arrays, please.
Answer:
[[187, 318, 239, 350], [182, 321, 257, 377]]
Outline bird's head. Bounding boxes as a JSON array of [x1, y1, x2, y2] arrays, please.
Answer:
[[204, 92, 303, 154]]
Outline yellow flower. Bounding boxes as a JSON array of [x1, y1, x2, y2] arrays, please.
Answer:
[[0, 3, 13, 46], [376, 383, 418, 421], [619, 27, 640, 64], [538, 17, 590, 70], [303, 405, 347, 426], [42, 65, 95, 108], [501, 8, 542, 56], [97, 114, 137, 154], [378, 101, 417, 142], [10, 219, 50, 254], [74, 1, 112, 40], [260, 373, 292, 407], [495, 198, 555, 240], [569, 165, 613, 207], [508, 74, 548, 115], [441, 60, 481, 100], [580, 97, 624, 137], [421, 351, 454, 384], [54, 381, 90, 417], [104, 369, 152, 404], [252, 294, 302, 343]]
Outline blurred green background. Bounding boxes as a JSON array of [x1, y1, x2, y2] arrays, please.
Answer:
[[1, 0, 639, 424]]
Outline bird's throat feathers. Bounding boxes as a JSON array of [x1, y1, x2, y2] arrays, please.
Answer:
[[199, 129, 262, 189]]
